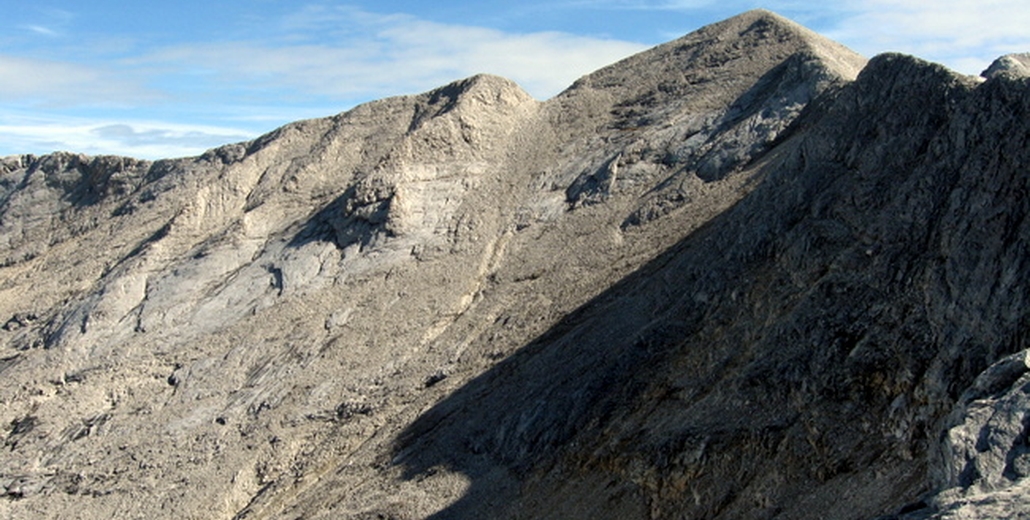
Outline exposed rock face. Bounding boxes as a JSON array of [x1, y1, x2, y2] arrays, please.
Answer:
[[1, 9, 1028, 520], [982, 53, 1030, 79]]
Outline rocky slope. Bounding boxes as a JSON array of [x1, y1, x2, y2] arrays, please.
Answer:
[[2, 9, 1029, 520]]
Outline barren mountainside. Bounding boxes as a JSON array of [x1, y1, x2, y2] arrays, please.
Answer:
[[2, 10, 1030, 520]]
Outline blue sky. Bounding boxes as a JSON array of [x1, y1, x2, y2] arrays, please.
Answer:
[[2, 1, 1028, 159]]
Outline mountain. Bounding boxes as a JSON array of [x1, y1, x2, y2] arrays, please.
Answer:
[[2, 9, 1030, 519]]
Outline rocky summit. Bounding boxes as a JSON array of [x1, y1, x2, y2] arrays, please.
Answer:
[[2, 9, 1030, 520]]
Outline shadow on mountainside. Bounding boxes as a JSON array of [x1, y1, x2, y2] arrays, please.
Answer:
[[391, 211, 736, 518], [287, 183, 394, 253], [389, 56, 1030, 519]]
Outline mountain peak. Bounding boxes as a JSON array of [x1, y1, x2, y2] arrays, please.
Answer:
[[715, 8, 802, 30], [424, 73, 535, 110], [982, 52, 1030, 79], [712, 9, 867, 78], [564, 10, 865, 100]]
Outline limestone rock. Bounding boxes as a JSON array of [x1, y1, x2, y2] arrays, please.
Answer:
[[1, 9, 1030, 520], [982, 53, 1030, 79]]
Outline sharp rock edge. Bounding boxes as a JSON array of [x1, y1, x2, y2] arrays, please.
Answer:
[[2, 9, 1029, 520]]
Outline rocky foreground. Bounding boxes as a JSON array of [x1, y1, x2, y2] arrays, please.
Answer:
[[2, 10, 1030, 520]]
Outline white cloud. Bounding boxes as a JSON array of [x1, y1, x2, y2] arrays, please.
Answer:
[[23, 25, 60, 37], [12, 2, 1025, 160], [0, 55, 155, 107], [0, 112, 253, 159], [129, 8, 648, 102], [554, 0, 1030, 75], [813, 0, 1030, 74], [0, 6, 651, 159], [15, 7, 75, 39], [0, 6, 652, 160]]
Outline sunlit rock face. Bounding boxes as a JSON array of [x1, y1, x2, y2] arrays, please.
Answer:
[[3, 9, 1030, 520]]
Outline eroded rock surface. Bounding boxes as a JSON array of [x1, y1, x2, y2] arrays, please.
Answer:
[[982, 53, 1030, 79], [1, 9, 1029, 520]]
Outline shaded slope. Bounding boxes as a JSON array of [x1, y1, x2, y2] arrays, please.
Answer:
[[226, 12, 872, 517], [390, 56, 1030, 519]]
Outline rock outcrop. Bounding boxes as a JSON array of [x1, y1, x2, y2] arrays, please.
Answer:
[[982, 53, 1030, 79], [1, 9, 1029, 520]]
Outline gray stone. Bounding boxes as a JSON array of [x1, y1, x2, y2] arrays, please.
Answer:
[[982, 53, 1030, 79], [1, 9, 1030, 520]]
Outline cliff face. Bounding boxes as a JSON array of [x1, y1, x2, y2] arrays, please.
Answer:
[[1, 10, 1029, 520]]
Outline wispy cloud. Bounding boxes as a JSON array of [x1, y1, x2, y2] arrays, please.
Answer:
[[0, 55, 155, 107], [0, 6, 648, 158], [6, 2, 1023, 160], [819, 0, 1030, 74], [0, 111, 253, 159], [17, 7, 75, 39], [601, 0, 1030, 74], [23, 25, 60, 37], [130, 7, 648, 102], [551, 0, 1030, 75]]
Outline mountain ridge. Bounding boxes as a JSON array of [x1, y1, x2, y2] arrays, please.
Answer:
[[2, 10, 1030, 520]]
